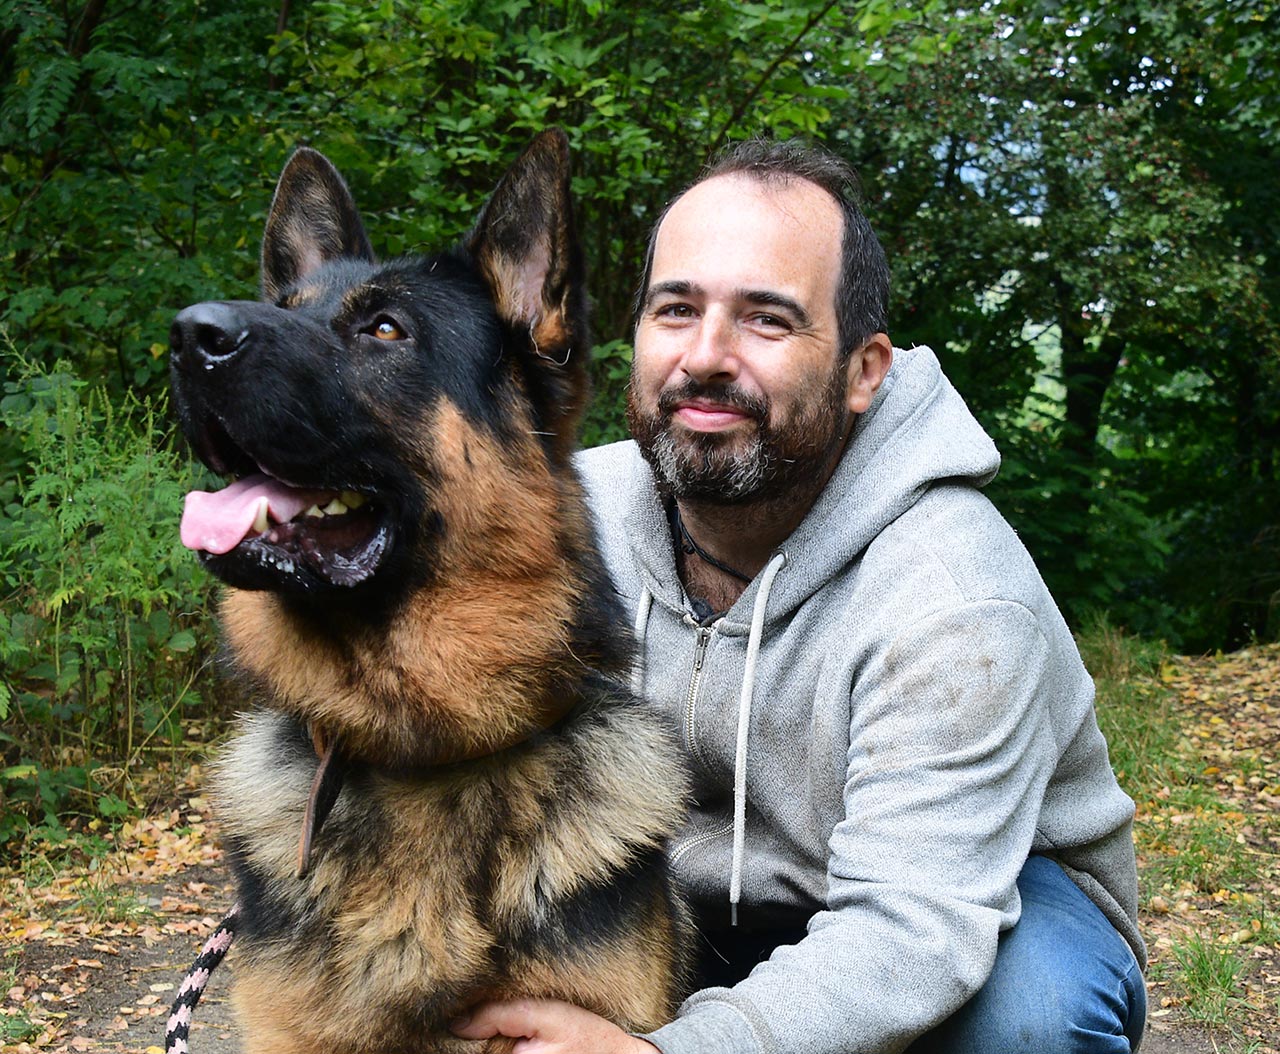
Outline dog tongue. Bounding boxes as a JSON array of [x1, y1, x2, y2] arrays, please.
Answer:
[[180, 473, 332, 555]]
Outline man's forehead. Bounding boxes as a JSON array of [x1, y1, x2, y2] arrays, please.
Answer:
[[660, 172, 840, 233], [648, 174, 842, 301]]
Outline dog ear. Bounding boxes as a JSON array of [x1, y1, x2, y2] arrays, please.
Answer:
[[467, 130, 588, 454], [466, 130, 584, 343], [261, 148, 375, 302]]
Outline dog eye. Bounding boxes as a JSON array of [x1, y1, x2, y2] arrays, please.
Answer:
[[369, 317, 407, 341]]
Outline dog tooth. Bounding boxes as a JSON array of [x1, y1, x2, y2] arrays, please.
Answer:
[[323, 498, 348, 516], [304, 504, 325, 518], [340, 490, 367, 509], [251, 499, 270, 535]]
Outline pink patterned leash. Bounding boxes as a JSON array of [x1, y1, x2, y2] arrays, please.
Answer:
[[164, 903, 239, 1053], [163, 729, 345, 1051]]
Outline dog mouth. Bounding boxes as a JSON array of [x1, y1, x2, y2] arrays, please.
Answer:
[[180, 422, 392, 590]]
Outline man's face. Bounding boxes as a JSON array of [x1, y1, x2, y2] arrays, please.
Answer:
[[628, 174, 855, 505]]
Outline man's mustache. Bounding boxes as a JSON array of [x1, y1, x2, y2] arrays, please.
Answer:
[[656, 380, 768, 422]]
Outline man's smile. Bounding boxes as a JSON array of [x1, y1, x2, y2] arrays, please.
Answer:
[[655, 382, 769, 440], [672, 400, 756, 432]]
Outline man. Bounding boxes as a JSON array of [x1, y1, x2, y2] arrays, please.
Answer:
[[453, 140, 1147, 1052]]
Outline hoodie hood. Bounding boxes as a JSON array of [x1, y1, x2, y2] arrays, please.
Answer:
[[621, 344, 1000, 629]]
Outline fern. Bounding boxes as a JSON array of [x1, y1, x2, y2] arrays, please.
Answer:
[[25, 55, 78, 139], [1, 348, 218, 842]]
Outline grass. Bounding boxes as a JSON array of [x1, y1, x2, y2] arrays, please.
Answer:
[[1078, 612, 1178, 790], [8, 818, 154, 930], [1172, 931, 1246, 1027], [1081, 615, 1280, 1048], [66, 871, 154, 925], [0, 950, 40, 1043]]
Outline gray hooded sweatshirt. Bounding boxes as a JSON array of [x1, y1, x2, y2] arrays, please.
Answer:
[[575, 345, 1144, 1054]]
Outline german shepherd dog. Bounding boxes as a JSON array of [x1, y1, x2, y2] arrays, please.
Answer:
[[167, 131, 689, 1052]]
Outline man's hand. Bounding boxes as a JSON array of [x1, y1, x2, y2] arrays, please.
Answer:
[[450, 998, 662, 1053]]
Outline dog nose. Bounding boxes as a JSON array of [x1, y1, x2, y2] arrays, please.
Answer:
[[170, 302, 251, 366]]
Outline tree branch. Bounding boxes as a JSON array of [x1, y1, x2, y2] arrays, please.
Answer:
[[267, 0, 291, 93], [708, 0, 843, 156]]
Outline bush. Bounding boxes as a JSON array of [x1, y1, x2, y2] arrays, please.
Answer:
[[0, 346, 218, 846]]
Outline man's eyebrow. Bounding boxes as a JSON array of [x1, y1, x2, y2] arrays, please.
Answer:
[[643, 279, 698, 309], [739, 289, 812, 328]]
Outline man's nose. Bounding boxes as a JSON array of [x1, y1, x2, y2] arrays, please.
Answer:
[[681, 309, 739, 381]]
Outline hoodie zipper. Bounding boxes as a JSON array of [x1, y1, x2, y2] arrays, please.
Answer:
[[670, 819, 733, 866], [683, 625, 714, 770], [670, 623, 726, 868]]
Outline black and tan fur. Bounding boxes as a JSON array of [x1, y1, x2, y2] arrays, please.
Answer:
[[168, 131, 689, 1053]]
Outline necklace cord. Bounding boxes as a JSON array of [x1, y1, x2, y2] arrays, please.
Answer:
[[671, 503, 753, 584]]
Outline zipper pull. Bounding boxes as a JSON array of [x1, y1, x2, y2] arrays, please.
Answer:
[[693, 626, 711, 672]]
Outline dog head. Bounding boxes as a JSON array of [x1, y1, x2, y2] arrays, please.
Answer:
[[169, 132, 588, 602]]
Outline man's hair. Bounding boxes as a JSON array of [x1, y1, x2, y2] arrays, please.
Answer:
[[634, 138, 890, 358]]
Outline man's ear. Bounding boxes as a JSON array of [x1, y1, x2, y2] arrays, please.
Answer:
[[466, 129, 588, 456], [845, 333, 894, 414], [260, 147, 374, 302]]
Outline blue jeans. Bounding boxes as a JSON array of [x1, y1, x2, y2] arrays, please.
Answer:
[[695, 855, 1146, 1051], [906, 854, 1147, 1052]]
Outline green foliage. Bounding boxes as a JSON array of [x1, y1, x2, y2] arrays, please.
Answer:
[[0, 0, 946, 394], [0, 347, 216, 845], [0, 2, 1276, 820], [581, 340, 635, 448], [845, 2, 1280, 649], [0, 1008, 40, 1045]]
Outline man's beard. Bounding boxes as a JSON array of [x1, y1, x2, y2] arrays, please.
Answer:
[[626, 367, 852, 506]]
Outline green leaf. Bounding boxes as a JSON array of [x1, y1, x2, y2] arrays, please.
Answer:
[[97, 793, 131, 819], [167, 629, 197, 653]]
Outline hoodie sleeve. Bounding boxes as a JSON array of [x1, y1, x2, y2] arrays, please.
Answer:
[[644, 599, 1058, 1054]]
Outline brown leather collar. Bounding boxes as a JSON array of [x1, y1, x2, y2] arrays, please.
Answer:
[[292, 702, 576, 879], [296, 724, 345, 879]]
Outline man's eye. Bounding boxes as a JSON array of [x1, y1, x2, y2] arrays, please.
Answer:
[[656, 303, 694, 318]]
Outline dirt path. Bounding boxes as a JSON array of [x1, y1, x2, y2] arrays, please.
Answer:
[[0, 856, 1240, 1054], [4, 862, 239, 1054], [8, 642, 1280, 1053]]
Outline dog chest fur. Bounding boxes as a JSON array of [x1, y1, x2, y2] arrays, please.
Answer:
[[213, 698, 687, 1049]]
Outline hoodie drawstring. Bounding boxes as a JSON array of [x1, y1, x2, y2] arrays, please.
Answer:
[[729, 550, 787, 925], [631, 552, 788, 928], [631, 586, 653, 696]]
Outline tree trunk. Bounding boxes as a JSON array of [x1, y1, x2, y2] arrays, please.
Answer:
[[267, 0, 291, 93], [1052, 277, 1124, 559]]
